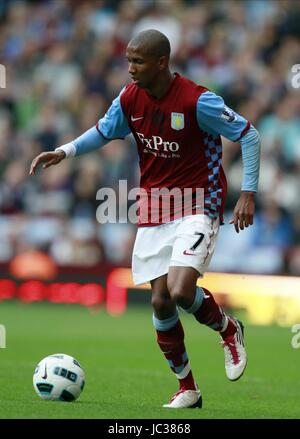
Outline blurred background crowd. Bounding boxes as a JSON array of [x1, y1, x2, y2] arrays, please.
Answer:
[[0, 0, 300, 279]]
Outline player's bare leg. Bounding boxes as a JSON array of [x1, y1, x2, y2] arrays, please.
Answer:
[[151, 275, 202, 408], [167, 266, 247, 381]]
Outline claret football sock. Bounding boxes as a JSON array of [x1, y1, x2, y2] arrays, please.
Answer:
[[183, 287, 246, 382], [220, 315, 237, 338], [185, 286, 233, 332], [153, 312, 196, 391]]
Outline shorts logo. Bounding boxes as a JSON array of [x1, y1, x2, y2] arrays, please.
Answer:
[[171, 112, 184, 130], [221, 106, 236, 123], [183, 250, 198, 256]]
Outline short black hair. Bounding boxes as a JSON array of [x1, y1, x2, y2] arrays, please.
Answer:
[[128, 29, 171, 58]]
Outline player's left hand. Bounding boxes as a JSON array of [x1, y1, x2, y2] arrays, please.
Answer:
[[229, 191, 255, 233]]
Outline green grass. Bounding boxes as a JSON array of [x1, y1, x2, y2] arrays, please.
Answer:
[[0, 300, 299, 419]]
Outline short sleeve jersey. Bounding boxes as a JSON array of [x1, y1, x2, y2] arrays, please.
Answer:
[[98, 73, 250, 226]]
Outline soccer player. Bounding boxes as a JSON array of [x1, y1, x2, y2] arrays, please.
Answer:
[[30, 29, 260, 409]]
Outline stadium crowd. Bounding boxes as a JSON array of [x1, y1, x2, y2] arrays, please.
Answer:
[[0, 0, 300, 276]]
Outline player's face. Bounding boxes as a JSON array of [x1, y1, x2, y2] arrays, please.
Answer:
[[126, 45, 163, 89]]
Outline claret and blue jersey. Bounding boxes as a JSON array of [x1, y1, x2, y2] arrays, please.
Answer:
[[71, 73, 260, 226]]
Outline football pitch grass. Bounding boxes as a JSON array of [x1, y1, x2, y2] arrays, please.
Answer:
[[0, 300, 299, 419]]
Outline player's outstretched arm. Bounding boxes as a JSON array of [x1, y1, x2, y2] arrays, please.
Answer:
[[29, 90, 131, 176], [29, 150, 66, 175]]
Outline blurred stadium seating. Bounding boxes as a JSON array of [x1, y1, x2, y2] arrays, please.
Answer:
[[0, 0, 300, 284]]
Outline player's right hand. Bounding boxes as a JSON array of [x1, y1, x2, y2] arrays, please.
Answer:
[[29, 150, 66, 175]]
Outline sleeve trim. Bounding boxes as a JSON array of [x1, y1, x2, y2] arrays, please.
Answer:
[[234, 120, 251, 142], [95, 122, 125, 141]]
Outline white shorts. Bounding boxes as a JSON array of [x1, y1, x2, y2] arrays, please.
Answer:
[[132, 214, 220, 285]]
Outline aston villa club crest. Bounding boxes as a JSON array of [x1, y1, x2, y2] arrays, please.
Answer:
[[171, 112, 184, 130]]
